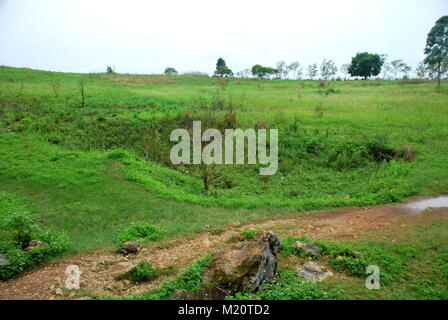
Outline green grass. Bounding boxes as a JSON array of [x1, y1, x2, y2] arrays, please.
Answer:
[[1, 66, 448, 253]]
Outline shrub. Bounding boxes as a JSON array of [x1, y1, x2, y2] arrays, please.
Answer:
[[141, 255, 211, 300], [1, 212, 40, 248], [240, 229, 257, 240], [329, 255, 370, 277], [0, 230, 71, 281], [116, 261, 156, 283], [117, 222, 164, 244]]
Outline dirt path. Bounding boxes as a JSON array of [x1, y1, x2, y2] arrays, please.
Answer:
[[0, 201, 446, 300]]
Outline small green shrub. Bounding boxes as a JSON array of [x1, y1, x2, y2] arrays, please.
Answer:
[[240, 229, 257, 240], [116, 261, 156, 283], [138, 255, 211, 300], [434, 253, 448, 280], [398, 247, 418, 259], [329, 255, 370, 277], [117, 222, 164, 244], [280, 235, 309, 257], [1, 212, 40, 248]]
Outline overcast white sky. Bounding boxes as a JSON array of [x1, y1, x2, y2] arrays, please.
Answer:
[[0, 0, 447, 75]]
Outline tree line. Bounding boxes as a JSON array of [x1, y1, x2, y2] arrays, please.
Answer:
[[150, 16, 446, 87]]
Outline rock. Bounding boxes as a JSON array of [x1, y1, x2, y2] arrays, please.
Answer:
[[298, 262, 333, 282], [201, 231, 280, 294], [121, 241, 141, 254], [24, 240, 46, 251], [55, 288, 64, 296], [295, 241, 321, 257], [0, 254, 7, 266]]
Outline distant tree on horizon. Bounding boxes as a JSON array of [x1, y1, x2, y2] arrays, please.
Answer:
[[276, 60, 288, 79], [214, 58, 233, 77], [390, 60, 412, 79], [164, 67, 178, 75], [320, 59, 338, 80], [340, 63, 350, 79], [251, 64, 278, 79], [424, 15, 448, 88], [289, 61, 302, 79], [348, 52, 384, 80], [415, 61, 429, 79], [307, 63, 318, 80]]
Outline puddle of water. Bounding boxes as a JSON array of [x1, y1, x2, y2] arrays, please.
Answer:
[[403, 196, 448, 214]]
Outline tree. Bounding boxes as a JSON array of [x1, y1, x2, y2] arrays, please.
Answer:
[[289, 61, 302, 79], [390, 60, 412, 79], [251, 64, 278, 79], [307, 63, 318, 80], [236, 69, 251, 78], [214, 58, 233, 77], [348, 52, 384, 80], [164, 67, 178, 75], [276, 60, 288, 79], [424, 15, 448, 88], [106, 66, 115, 73], [320, 59, 337, 80], [340, 64, 350, 79], [415, 62, 428, 79], [382, 62, 393, 79]]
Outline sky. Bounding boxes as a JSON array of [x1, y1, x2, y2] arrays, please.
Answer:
[[0, 0, 447, 75]]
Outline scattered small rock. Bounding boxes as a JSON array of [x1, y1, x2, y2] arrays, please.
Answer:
[[298, 262, 333, 282], [55, 288, 64, 296], [97, 259, 120, 267], [295, 241, 321, 257], [120, 241, 141, 254]]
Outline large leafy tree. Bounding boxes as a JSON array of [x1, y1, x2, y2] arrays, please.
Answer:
[[424, 16, 448, 88], [251, 64, 278, 79], [348, 52, 384, 80], [214, 58, 233, 77]]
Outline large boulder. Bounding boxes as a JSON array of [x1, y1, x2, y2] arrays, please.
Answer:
[[201, 231, 280, 294]]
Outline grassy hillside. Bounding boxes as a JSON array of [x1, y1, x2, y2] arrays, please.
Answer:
[[1, 66, 447, 250]]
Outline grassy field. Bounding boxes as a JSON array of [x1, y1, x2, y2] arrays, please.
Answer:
[[1, 66, 448, 251]]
